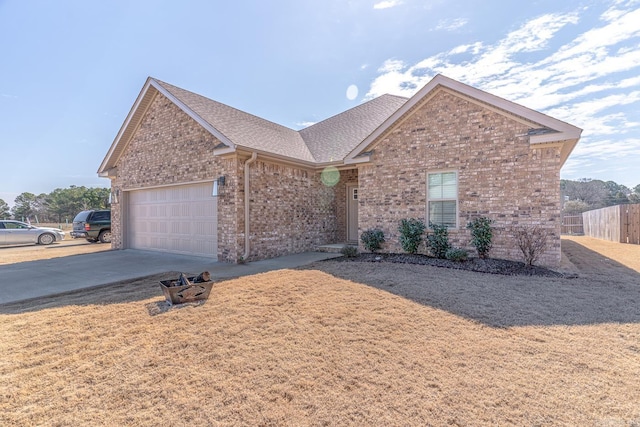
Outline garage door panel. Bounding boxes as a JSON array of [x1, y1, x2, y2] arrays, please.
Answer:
[[128, 182, 217, 258]]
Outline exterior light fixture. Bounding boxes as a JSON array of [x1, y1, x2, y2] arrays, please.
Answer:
[[212, 176, 226, 197], [109, 188, 120, 204]]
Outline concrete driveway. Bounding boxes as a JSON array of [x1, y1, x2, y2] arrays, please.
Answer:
[[0, 249, 339, 305]]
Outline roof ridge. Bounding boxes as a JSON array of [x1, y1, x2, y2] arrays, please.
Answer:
[[299, 93, 409, 131], [152, 78, 317, 162], [152, 78, 299, 133]]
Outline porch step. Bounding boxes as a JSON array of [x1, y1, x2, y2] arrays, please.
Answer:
[[315, 243, 357, 253]]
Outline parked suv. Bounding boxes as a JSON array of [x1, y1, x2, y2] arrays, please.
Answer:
[[71, 209, 111, 243]]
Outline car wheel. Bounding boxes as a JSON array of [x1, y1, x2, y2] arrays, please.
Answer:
[[99, 230, 112, 244], [38, 233, 55, 245]]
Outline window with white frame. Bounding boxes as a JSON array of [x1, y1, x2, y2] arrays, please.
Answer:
[[427, 171, 458, 228]]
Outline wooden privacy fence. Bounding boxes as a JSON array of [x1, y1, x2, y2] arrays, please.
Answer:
[[561, 215, 584, 235], [582, 204, 640, 244]]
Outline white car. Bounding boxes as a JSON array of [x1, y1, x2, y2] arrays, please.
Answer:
[[0, 220, 65, 246]]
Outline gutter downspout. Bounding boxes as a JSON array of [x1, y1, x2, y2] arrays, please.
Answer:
[[242, 152, 258, 261]]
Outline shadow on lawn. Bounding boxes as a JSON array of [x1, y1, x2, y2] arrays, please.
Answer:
[[311, 240, 640, 328], [0, 272, 177, 315], [3, 241, 638, 328]]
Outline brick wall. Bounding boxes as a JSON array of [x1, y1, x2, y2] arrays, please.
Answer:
[[110, 91, 239, 262], [241, 159, 340, 261], [358, 89, 562, 266], [110, 90, 345, 263]]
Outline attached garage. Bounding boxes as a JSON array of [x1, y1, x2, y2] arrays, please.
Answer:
[[126, 182, 217, 259]]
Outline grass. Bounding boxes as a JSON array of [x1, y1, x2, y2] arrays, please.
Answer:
[[1, 237, 639, 425]]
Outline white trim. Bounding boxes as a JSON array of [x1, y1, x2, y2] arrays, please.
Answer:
[[213, 146, 237, 156], [346, 74, 582, 166], [122, 179, 215, 192], [344, 155, 371, 164], [98, 79, 158, 173]]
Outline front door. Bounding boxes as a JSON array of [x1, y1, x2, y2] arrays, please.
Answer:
[[347, 185, 359, 242]]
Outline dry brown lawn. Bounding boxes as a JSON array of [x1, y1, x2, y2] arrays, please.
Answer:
[[1, 237, 639, 426]]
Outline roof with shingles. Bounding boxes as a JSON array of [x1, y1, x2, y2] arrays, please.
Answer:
[[98, 74, 581, 174], [154, 80, 315, 163], [156, 79, 408, 164], [299, 94, 408, 163]]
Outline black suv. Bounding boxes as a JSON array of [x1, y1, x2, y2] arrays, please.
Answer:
[[71, 209, 112, 243]]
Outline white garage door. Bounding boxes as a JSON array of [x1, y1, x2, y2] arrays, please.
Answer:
[[128, 182, 217, 258]]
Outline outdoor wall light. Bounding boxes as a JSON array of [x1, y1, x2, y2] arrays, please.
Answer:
[[109, 188, 120, 204], [212, 176, 226, 197]]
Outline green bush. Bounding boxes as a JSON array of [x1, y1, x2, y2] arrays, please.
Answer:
[[445, 247, 468, 262], [360, 229, 385, 253], [425, 222, 451, 259], [466, 217, 493, 259], [398, 218, 426, 254], [341, 245, 358, 258]]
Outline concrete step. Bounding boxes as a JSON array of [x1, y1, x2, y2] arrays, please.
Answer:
[[315, 243, 357, 253]]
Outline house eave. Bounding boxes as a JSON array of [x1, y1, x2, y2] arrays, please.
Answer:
[[98, 77, 238, 176], [345, 74, 584, 166]]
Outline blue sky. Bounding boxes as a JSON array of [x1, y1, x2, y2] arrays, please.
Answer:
[[1, 0, 639, 206]]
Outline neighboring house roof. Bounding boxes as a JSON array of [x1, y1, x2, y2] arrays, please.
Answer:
[[98, 74, 581, 175], [346, 74, 583, 166]]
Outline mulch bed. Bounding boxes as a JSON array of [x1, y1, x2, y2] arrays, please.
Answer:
[[331, 252, 566, 277]]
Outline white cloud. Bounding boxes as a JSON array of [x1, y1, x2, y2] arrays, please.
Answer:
[[365, 2, 640, 185], [373, 0, 402, 10], [296, 121, 316, 128], [434, 18, 468, 31]]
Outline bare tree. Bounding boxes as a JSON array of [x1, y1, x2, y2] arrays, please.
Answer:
[[563, 178, 609, 208], [513, 225, 548, 266]]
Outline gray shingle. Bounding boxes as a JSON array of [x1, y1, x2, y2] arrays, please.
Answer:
[[154, 79, 407, 164], [155, 80, 314, 162], [299, 95, 408, 163]]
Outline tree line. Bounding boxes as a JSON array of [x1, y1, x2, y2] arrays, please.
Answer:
[[562, 178, 640, 214], [0, 186, 110, 223]]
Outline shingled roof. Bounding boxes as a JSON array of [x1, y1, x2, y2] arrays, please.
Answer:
[[98, 77, 408, 173], [299, 94, 407, 163], [99, 74, 581, 175], [154, 80, 315, 163]]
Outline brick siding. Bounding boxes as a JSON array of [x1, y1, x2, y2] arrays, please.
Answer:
[[358, 89, 562, 266], [109, 92, 239, 262]]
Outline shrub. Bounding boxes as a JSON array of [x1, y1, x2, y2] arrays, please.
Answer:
[[425, 222, 451, 259], [445, 247, 468, 262], [513, 225, 548, 266], [341, 245, 358, 258], [360, 229, 385, 253], [398, 218, 426, 254], [466, 217, 493, 259]]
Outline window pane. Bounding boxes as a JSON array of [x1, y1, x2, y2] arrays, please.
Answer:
[[428, 172, 457, 200], [441, 172, 457, 198], [429, 201, 457, 228], [428, 174, 443, 198]]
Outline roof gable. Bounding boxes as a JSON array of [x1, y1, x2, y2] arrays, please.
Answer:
[[154, 80, 314, 163], [345, 74, 583, 166]]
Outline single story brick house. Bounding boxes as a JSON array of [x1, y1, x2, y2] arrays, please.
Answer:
[[98, 74, 581, 266]]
